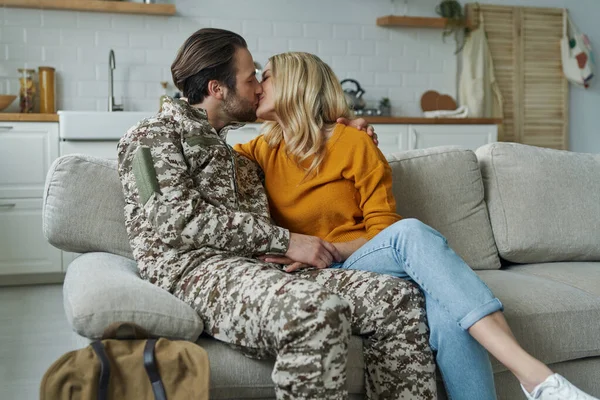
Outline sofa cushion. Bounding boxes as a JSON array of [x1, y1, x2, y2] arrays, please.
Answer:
[[477, 261, 600, 371], [476, 143, 600, 264], [43, 155, 133, 259], [387, 147, 500, 270], [63, 252, 204, 341], [198, 335, 366, 399]]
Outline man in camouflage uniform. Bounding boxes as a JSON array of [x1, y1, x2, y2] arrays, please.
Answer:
[[118, 28, 436, 399]]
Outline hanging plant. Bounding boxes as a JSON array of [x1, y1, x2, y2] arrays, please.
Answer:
[[435, 0, 467, 54]]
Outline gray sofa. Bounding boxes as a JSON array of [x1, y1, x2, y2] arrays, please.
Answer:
[[42, 142, 600, 399]]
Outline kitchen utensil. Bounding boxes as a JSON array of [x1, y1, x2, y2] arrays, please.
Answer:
[[420, 90, 440, 112], [437, 94, 457, 110], [340, 79, 366, 110], [420, 90, 458, 112], [0, 95, 16, 112]]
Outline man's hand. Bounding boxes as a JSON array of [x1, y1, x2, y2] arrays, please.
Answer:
[[336, 117, 378, 146], [263, 233, 342, 272], [258, 255, 311, 273]]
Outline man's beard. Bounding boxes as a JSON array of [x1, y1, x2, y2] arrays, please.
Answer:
[[222, 91, 258, 123]]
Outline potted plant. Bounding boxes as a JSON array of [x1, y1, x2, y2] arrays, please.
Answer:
[[436, 0, 468, 54]]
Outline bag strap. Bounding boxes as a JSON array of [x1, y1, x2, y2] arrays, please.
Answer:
[[143, 339, 168, 400], [90, 341, 111, 400]]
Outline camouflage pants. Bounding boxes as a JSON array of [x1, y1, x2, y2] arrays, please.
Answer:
[[173, 255, 436, 400]]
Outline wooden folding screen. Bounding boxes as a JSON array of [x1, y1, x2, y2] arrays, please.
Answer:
[[467, 4, 569, 150]]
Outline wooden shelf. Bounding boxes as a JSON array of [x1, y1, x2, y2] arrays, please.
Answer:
[[0, 113, 59, 122], [0, 0, 176, 16], [376, 15, 471, 29]]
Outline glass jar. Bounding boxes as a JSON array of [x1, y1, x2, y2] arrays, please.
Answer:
[[18, 68, 36, 113], [38, 66, 56, 114]]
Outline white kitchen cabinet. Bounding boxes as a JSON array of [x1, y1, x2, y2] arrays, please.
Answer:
[[0, 122, 62, 280], [408, 124, 498, 151], [0, 122, 59, 198], [224, 123, 497, 155], [371, 124, 410, 156], [0, 199, 62, 276]]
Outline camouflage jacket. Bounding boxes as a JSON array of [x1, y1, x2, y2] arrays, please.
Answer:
[[117, 97, 290, 291]]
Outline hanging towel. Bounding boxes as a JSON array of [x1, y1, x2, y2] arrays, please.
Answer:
[[458, 10, 503, 119]]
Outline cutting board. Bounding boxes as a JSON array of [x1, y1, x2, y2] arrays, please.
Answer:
[[420, 90, 457, 112]]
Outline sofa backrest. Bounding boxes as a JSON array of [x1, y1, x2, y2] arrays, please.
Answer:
[[477, 142, 600, 264], [388, 147, 500, 270], [43, 148, 501, 270]]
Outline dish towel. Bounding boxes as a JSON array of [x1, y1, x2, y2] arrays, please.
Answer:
[[423, 106, 469, 119]]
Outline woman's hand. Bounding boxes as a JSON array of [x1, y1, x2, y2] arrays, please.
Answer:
[[332, 238, 368, 261], [261, 237, 368, 273], [336, 117, 378, 146], [265, 233, 342, 272]]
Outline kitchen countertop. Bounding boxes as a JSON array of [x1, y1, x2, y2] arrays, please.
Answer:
[[0, 113, 59, 122], [0, 113, 501, 125], [362, 117, 502, 124]]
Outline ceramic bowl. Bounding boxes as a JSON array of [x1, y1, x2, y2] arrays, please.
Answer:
[[0, 95, 17, 112]]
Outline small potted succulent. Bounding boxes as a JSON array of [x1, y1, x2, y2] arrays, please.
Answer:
[[378, 97, 391, 116]]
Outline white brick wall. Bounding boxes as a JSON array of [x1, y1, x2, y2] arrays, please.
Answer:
[[0, 0, 457, 116]]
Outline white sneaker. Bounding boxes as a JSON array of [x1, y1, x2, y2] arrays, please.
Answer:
[[521, 373, 599, 400]]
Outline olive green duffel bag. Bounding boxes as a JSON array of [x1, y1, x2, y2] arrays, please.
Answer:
[[40, 322, 209, 400]]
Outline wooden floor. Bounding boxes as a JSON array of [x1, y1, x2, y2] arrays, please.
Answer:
[[0, 284, 84, 399]]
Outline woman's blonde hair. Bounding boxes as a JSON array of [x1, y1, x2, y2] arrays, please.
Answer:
[[262, 52, 351, 178]]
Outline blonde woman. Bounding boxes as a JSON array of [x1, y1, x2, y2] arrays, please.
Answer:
[[234, 52, 598, 400]]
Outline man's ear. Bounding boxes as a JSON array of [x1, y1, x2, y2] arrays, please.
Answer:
[[207, 80, 224, 100]]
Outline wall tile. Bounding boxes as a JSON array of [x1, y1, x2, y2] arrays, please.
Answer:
[[274, 22, 303, 37], [347, 40, 376, 56], [303, 23, 332, 39], [318, 39, 347, 56], [243, 20, 273, 37], [2, 27, 25, 45], [288, 38, 318, 53], [258, 37, 288, 53], [333, 24, 361, 40], [1, 0, 458, 115]]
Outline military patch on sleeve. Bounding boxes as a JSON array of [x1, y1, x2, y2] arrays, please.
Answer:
[[186, 135, 222, 148], [132, 146, 161, 205]]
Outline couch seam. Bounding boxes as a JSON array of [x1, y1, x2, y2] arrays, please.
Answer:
[[72, 310, 201, 323], [508, 269, 600, 298], [42, 156, 68, 240], [387, 148, 470, 164], [489, 144, 510, 256]]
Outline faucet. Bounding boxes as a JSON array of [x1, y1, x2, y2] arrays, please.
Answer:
[[108, 49, 124, 112]]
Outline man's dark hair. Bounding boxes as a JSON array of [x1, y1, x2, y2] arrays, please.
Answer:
[[171, 28, 247, 104]]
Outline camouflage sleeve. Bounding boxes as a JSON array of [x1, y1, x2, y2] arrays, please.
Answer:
[[233, 134, 264, 163], [121, 134, 290, 257]]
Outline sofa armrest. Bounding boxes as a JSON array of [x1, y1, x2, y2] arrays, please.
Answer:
[[63, 252, 203, 341]]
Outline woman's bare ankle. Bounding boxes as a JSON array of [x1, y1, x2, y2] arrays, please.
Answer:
[[517, 364, 553, 393]]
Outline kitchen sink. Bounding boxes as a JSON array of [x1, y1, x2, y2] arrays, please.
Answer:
[[58, 111, 153, 140]]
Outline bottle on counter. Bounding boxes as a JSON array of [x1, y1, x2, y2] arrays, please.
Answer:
[[18, 68, 36, 113], [38, 66, 56, 114], [159, 81, 169, 111]]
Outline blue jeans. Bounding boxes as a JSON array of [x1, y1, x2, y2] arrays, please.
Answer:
[[331, 219, 503, 400]]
